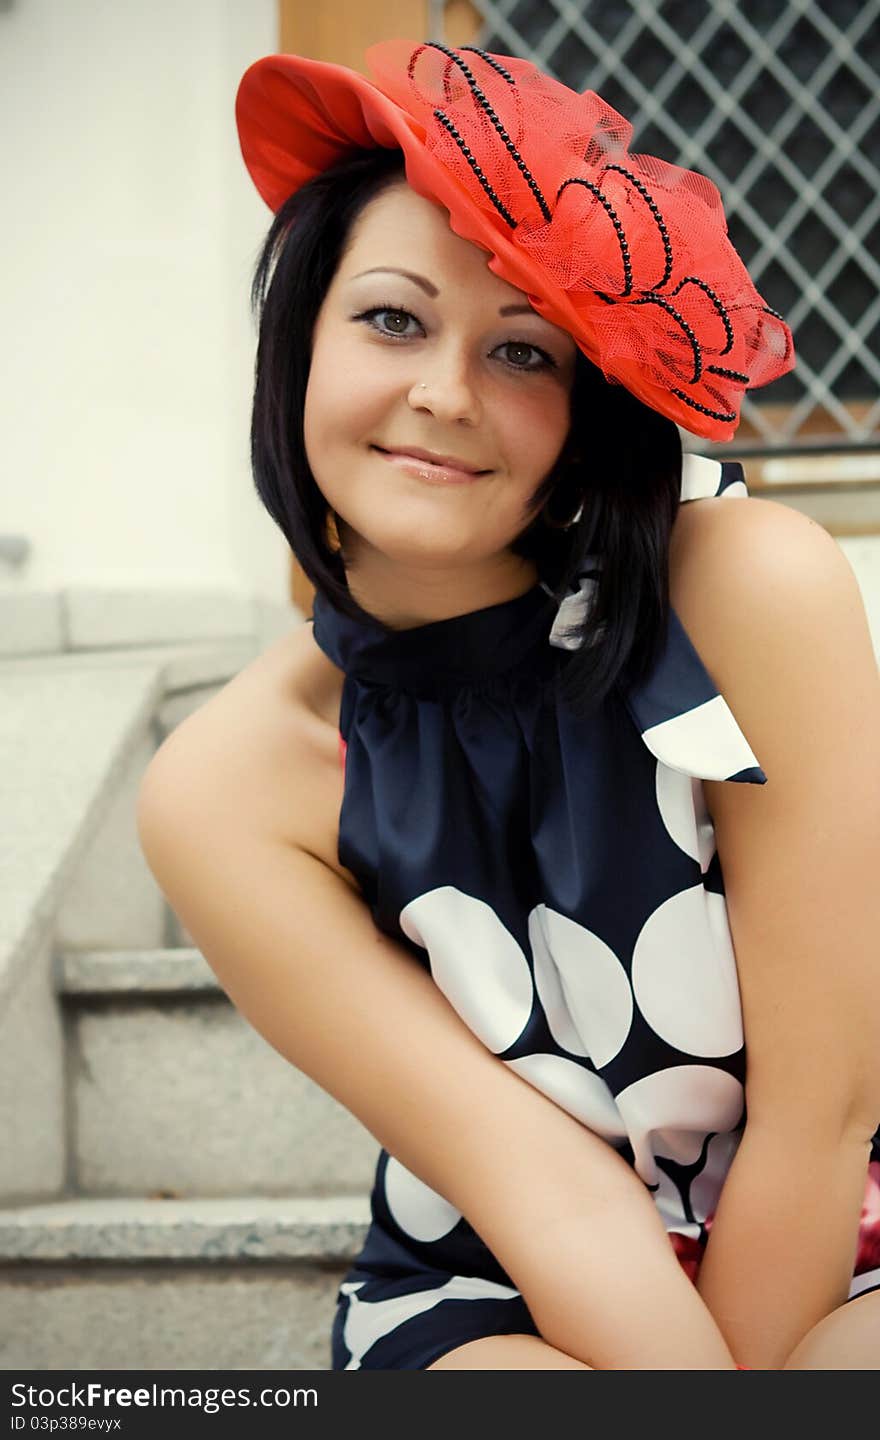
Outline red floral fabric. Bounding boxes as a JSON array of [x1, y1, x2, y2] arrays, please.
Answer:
[[669, 1159, 880, 1289]]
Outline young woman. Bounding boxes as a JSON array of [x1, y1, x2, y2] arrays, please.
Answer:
[[138, 39, 880, 1370]]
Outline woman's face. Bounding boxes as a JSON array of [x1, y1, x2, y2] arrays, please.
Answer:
[[303, 177, 578, 624]]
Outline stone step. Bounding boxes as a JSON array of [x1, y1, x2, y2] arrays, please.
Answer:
[[0, 611, 305, 1206], [0, 587, 300, 661], [0, 1194, 369, 1370], [57, 948, 380, 1196]]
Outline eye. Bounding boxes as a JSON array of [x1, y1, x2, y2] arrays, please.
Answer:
[[496, 340, 557, 373], [353, 305, 423, 340], [352, 305, 558, 373]]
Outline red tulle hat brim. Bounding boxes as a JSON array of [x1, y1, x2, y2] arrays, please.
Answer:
[[236, 38, 795, 441]]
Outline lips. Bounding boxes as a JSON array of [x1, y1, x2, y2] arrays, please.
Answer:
[[372, 445, 489, 474]]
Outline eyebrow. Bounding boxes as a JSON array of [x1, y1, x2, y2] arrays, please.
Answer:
[[349, 266, 537, 318]]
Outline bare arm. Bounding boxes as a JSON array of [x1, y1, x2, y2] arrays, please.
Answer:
[[696, 1127, 870, 1370], [137, 746, 737, 1369], [680, 497, 880, 1368]]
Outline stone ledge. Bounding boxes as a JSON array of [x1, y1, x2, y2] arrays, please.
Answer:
[[64, 981, 382, 1195], [0, 615, 303, 1006], [57, 947, 220, 996], [0, 664, 164, 1006], [0, 588, 305, 660], [0, 592, 64, 655], [65, 589, 256, 650], [0, 637, 259, 691], [0, 1195, 372, 1263], [0, 1265, 341, 1369]]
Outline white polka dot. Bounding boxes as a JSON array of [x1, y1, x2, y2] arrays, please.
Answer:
[[530, 905, 633, 1066], [720, 478, 748, 498], [383, 1156, 461, 1242], [848, 1269, 880, 1301], [680, 453, 722, 500], [689, 1129, 742, 1225], [339, 1274, 521, 1369], [655, 763, 716, 872], [548, 576, 597, 651], [640, 693, 762, 782], [400, 887, 533, 1052], [506, 1051, 627, 1141], [632, 886, 743, 1057], [616, 1065, 744, 1184]]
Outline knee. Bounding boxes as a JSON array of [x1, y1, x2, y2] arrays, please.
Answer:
[[427, 1333, 593, 1369], [782, 1291, 880, 1370]]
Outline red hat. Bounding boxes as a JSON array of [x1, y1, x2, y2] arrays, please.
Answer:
[[235, 37, 795, 442]]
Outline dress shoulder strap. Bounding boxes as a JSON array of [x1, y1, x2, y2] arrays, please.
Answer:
[[547, 453, 766, 785], [625, 453, 765, 784], [680, 452, 748, 502]]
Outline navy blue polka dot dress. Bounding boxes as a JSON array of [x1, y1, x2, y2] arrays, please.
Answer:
[[310, 454, 880, 1371]]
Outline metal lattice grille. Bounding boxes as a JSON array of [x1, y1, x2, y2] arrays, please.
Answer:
[[433, 0, 880, 454]]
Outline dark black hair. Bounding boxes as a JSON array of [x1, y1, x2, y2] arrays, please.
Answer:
[[249, 145, 682, 722]]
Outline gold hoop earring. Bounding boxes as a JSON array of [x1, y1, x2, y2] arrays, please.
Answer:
[[541, 451, 586, 530], [325, 507, 342, 553], [541, 496, 584, 530], [541, 470, 585, 529]]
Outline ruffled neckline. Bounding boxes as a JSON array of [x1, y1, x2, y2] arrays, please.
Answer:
[[311, 580, 560, 694], [308, 454, 767, 785]]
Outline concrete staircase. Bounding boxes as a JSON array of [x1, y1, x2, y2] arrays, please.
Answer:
[[0, 587, 377, 1370]]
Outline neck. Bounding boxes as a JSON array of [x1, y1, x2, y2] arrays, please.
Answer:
[[341, 546, 541, 631]]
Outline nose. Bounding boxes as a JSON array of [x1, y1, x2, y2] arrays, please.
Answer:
[[407, 351, 482, 425]]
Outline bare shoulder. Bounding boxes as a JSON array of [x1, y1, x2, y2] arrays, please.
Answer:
[[668, 491, 849, 682], [140, 615, 352, 882], [669, 490, 878, 808]]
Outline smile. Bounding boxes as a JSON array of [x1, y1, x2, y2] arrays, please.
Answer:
[[371, 446, 490, 485]]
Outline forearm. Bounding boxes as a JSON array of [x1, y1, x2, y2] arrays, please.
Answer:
[[142, 796, 735, 1369], [522, 1208, 739, 1370], [466, 1111, 738, 1370], [696, 1125, 870, 1370]]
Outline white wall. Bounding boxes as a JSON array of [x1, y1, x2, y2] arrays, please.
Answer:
[[0, 0, 286, 602], [1, 2, 878, 643]]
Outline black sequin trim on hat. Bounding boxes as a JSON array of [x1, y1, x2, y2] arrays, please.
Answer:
[[634, 295, 702, 383], [557, 177, 633, 297], [670, 388, 736, 422], [670, 276, 735, 355], [401, 40, 774, 419], [408, 42, 456, 103], [423, 42, 552, 223], [707, 364, 750, 383], [460, 46, 516, 85], [599, 163, 674, 291], [432, 110, 519, 227], [762, 307, 794, 362]]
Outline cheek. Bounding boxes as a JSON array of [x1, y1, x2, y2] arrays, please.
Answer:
[[303, 363, 345, 505], [305, 341, 388, 451], [497, 386, 570, 476]]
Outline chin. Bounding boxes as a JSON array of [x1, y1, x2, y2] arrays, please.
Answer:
[[350, 526, 488, 566]]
